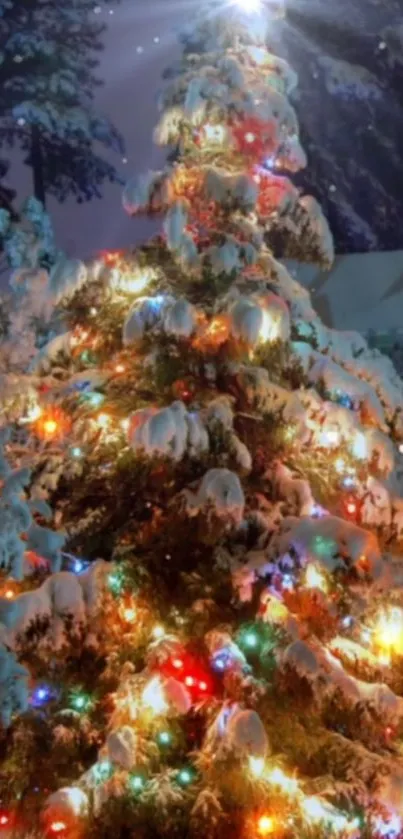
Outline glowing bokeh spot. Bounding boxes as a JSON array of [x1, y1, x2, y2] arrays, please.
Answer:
[[257, 815, 274, 835]]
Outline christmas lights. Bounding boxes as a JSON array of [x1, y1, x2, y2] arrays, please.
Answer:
[[31, 684, 52, 707], [176, 767, 194, 786], [129, 774, 145, 792], [257, 815, 274, 836], [157, 730, 171, 746], [93, 760, 113, 783], [110, 266, 154, 296], [49, 823, 67, 835], [249, 756, 265, 777], [374, 607, 403, 660], [142, 677, 168, 715], [4, 5, 403, 837], [70, 691, 92, 713], [304, 564, 328, 593]]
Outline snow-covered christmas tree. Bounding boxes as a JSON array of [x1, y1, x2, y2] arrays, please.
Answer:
[[2, 2, 403, 838]]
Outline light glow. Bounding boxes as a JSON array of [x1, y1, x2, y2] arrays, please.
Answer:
[[352, 430, 367, 460], [302, 797, 359, 834], [249, 756, 265, 777], [305, 564, 328, 593], [110, 267, 154, 296], [258, 309, 277, 343], [43, 419, 58, 436], [267, 766, 299, 795], [96, 413, 110, 429], [375, 607, 403, 659], [233, 0, 262, 12], [319, 428, 340, 448], [21, 403, 42, 423], [257, 815, 274, 836], [50, 823, 67, 835], [142, 677, 168, 715], [122, 607, 137, 623]]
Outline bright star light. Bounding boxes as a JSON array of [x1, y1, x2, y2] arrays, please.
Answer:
[[233, 0, 262, 12]]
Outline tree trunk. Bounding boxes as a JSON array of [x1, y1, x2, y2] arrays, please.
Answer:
[[30, 124, 46, 208]]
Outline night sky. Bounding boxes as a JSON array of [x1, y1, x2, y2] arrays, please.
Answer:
[[6, 0, 403, 261]]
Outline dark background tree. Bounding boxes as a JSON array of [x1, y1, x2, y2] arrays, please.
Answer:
[[0, 0, 125, 208], [280, 0, 403, 252]]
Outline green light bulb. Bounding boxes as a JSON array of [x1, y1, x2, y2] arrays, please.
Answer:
[[244, 632, 258, 648], [71, 692, 90, 712], [88, 392, 103, 407], [93, 760, 112, 783], [108, 572, 123, 594], [158, 731, 171, 746], [130, 775, 144, 792], [177, 768, 192, 786]]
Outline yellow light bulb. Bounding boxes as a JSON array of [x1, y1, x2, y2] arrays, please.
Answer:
[[97, 413, 110, 429], [258, 310, 275, 344], [43, 419, 58, 435], [249, 756, 265, 777], [375, 607, 403, 657], [257, 815, 274, 836], [305, 564, 327, 592]]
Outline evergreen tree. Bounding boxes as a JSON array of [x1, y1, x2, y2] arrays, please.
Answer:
[[0, 0, 125, 207], [1, 4, 403, 839], [0, 160, 16, 220]]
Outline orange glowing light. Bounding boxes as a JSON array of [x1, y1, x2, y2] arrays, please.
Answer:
[[173, 658, 184, 670], [193, 314, 230, 352], [257, 815, 274, 835], [4, 590, 14, 600], [115, 364, 125, 373], [101, 249, 123, 266], [0, 815, 9, 826], [35, 407, 70, 441]]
